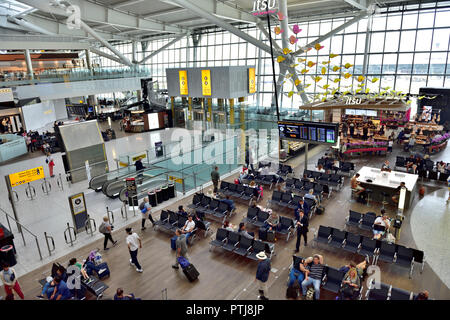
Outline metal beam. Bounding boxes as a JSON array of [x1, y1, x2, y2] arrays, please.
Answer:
[[293, 10, 369, 56], [0, 37, 90, 50], [113, 0, 145, 9], [169, 0, 273, 54], [344, 0, 369, 10], [7, 16, 56, 36], [288, 66, 309, 104], [256, 22, 282, 52], [24, 49, 34, 79], [160, 0, 258, 24], [90, 47, 124, 65], [19, 0, 188, 34], [142, 7, 187, 18], [138, 32, 189, 64], [80, 21, 133, 66]]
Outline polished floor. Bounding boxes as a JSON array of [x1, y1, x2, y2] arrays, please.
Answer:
[[1, 132, 449, 300]]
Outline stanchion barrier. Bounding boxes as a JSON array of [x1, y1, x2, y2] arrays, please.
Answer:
[[10, 190, 19, 203], [25, 182, 36, 200], [57, 173, 64, 191], [64, 223, 77, 246], [121, 201, 128, 220], [85, 215, 97, 236], [106, 206, 115, 224], [44, 232, 55, 256], [132, 196, 137, 217], [41, 178, 52, 195]]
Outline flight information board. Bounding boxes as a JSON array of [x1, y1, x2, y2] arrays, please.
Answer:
[[278, 120, 339, 145]]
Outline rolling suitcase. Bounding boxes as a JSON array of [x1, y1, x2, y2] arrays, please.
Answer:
[[183, 264, 199, 282], [267, 230, 275, 242], [316, 206, 325, 215], [258, 228, 267, 241], [97, 262, 110, 279]]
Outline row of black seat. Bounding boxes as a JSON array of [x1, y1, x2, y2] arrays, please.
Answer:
[[284, 177, 331, 199], [346, 210, 384, 232], [314, 225, 424, 278], [366, 279, 424, 300], [187, 193, 234, 222], [268, 191, 317, 217], [303, 170, 343, 189], [209, 228, 275, 260], [243, 206, 296, 241], [218, 181, 260, 204], [317, 158, 355, 176], [395, 156, 450, 182]]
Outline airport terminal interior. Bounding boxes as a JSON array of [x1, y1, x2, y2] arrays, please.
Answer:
[[0, 0, 450, 301]]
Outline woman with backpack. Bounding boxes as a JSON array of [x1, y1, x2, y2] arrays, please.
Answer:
[[99, 216, 117, 251]]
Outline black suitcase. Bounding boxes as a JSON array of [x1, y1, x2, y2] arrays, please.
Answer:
[[183, 264, 199, 282], [316, 206, 325, 215]]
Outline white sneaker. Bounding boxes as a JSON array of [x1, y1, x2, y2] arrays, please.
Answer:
[[99, 268, 106, 274], [129, 259, 134, 266], [136, 268, 143, 273]]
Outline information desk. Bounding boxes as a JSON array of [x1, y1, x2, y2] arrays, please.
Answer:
[[356, 166, 418, 210]]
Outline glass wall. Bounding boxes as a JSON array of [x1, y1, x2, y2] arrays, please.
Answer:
[[92, 1, 450, 110]]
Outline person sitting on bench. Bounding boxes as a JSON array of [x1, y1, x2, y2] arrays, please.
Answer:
[[49, 275, 72, 300], [114, 288, 141, 300], [222, 220, 235, 232], [238, 223, 254, 239], [181, 215, 196, 245], [301, 254, 324, 300], [288, 258, 306, 287], [37, 276, 56, 299], [341, 267, 361, 299], [221, 195, 235, 211], [178, 205, 188, 217], [68, 258, 91, 282], [265, 212, 280, 232], [373, 212, 390, 240]]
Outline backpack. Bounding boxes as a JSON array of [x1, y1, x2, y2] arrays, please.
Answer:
[[99, 222, 108, 234], [139, 202, 145, 211], [306, 287, 315, 300]]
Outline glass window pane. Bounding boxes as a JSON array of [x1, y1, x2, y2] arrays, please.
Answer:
[[402, 12, 418, 29], [432, 29, 450, 51], [370, 32, 385, 52], [399, 31, 416, 51], [418, 10, 435, 28], [435, 9, 450, 27], [429, 52, 447, 74], [413, 53, 430, 74], [384, 32, 400, 52], [387, 13, 402, 30], [415, 30, 433, 51]]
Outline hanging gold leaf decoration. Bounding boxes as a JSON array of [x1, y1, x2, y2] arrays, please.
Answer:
[[321, 67, 327, 75], [277, 56, 286, 63], [344, 63, 354, 69], [332, 66, 341, 72], [307, 61, 316, 68]]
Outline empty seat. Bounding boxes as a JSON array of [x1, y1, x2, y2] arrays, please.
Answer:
[[288, 195, 303, 210], [285, 178, 295, 190], [329, 229, 347, 248], [390, 287, 412, 300], [359, 212, 377, 231], [367, 281, 391, 300], [210, 228, 229, 249], [177, 215, 187, 229], [247, 240, 267, 261], [428, 170, 438, 180], [188, 193, 203, 209], [234, 237, 253, 256], [154, 210, 169, 228], [315, 226, 332, 244], [244, 206, 259, 224], [278, 216, 294, 241], [214, 202, 229, 219], [223, 232, 240, 252], [293, 179, 304, 192], [234, 184, 245, 197], [279, 192, 293, 207], [254, 210, 270, 228], [377, 242, 396, 264], [439, 172, 449, 182], [241, 187, 256, 201], [204, 199, 220, 215], [358, 237, 377, 259], [218, 181, 230, 193], [346, 210, 362, 228], [396, 245, 414, 277], [225, 183, 237, 196], [319, 173, 331, 183], [343, 232, 361, 254], [269, 191, 283, 207], [322, 267, 346, 293]]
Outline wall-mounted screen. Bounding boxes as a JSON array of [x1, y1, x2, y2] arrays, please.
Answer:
[[278, 120, 339, 145], [147, 113, 160, 130]]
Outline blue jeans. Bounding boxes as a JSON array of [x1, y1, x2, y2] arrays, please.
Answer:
[[288, 268, 305, 287], [302, 277, 321, 300], [185, 232, 193, 244]]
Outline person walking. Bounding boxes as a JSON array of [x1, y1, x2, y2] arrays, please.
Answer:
[[295, 210, 309, 253], [211, 166, 220, 194], [0, 262, 24, 300], [139, 198, 155, 230], [99, 216, 117, 251], [255, 251, 271, 300], [172, 229, 189, 270], [126, 228, 143, 273], [46, 152, 55, 177], [25, 135, 32, 153]]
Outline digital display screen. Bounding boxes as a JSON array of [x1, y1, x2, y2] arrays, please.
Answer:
[[147, 113, 160, 130], [308, 127, 316, 141], [278, 120, 339, 145], [317, 128, 326, 142], [326, 129, 336, 143]]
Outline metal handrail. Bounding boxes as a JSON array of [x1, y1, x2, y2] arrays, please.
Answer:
[[0, 207, 43, 260], [106, 206, 115, 224], [44, 232, 56, 256], [10, 190, 19, 203], [25, 182, 36, 200], [64, 223, 77, 246], [85, 215, 97, 236], [41, 178, 52, 195], [56, 173, 64, 191], [120, 201, 128, 220]]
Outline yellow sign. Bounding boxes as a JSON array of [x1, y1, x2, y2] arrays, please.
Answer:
[[201, 70, 212, 96], [132, 154, 147, 162], [169, 176, 183, 184], [179, 70, 188, 95], [249, 68, 256, 93], [9, 166, 45, 187]]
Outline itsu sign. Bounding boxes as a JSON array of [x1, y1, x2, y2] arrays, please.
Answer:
[[252, 0, 278, 16]]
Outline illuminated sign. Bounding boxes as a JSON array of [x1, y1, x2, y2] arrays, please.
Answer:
[[252, 0, 278, 16], [169, 176, 183, 184], [201, 70, 212, 96], [9, 166, 45, 187], [249, 68, 256, 94], [179, 70, 188, 95]]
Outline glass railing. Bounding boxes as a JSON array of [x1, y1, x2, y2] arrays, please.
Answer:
[[0, 66, 150, 87]]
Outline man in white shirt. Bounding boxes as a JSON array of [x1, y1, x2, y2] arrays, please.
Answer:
[[182, 215, 196, 245], [126, 228, 143, 273], [373, 212, 390, 239]]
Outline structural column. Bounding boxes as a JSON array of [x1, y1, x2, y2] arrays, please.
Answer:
[[229, 99, 235, 125], [171, 97, 175, 123], [207, 98, 212, 122], [24, 49, 34, 80], [188, 97, 193, 120], [85, 49, 93, 76]]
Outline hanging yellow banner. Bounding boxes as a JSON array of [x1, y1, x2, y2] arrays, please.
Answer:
[[249, 67, 256, 93], [201, 70, 212, 96], [179, 70, 188, 95]]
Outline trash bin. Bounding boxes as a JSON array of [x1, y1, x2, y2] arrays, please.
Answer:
[[148, 191, 157, 207], [0, 245, 16, 267]]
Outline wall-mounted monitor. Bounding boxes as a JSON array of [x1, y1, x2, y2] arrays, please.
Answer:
[[278, 120, 339, 145]]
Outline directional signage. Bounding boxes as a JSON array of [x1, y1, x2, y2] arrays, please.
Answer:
[[9, 166, 45, 187]]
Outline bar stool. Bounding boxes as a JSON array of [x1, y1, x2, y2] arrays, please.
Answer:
[[365, 189, 373, 207], [381, 192, 390, 210], [350, 188, 358, 202]]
